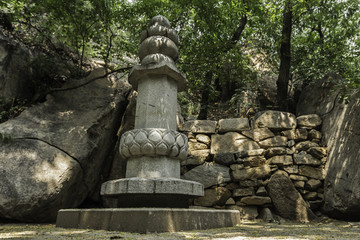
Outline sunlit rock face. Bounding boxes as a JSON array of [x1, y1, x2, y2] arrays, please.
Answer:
[[297, 74, 360, 220], [0, 69, 131, 222]]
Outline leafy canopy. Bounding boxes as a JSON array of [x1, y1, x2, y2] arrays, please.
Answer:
[[0, 0, 359, 115]]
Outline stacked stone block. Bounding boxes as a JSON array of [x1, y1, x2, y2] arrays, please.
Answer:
[[180, 111, 327, 219]]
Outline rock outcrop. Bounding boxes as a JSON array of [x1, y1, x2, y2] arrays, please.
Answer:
[[0, 69, 131, 222], [297, 75, 360, 220], [267, 172, 317, 222]]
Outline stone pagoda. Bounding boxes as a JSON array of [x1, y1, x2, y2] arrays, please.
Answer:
[[56, 16, 241, 233], [100, 15, 204, 207]]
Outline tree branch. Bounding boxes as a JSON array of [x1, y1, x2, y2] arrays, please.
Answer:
[[37, 66, 132, 100]]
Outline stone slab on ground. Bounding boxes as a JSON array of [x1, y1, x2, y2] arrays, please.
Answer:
[[56, 208, 241, 233]]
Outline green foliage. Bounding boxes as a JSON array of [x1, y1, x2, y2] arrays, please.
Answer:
[[1, 0, 359, 117], [0, 0, 135, 67], [28, 54, 85, 97], [0, 132, 12, 145]]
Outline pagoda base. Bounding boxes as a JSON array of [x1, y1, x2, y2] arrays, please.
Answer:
[[56, 208, 241, 233], [101, 177, 204, 207]]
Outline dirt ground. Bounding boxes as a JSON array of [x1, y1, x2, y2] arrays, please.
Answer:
[[1, 218, 360, 239]]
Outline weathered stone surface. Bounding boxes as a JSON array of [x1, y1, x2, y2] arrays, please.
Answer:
[[240, 196, 272, 206], [57, 208, 242, 232], [298, 81, 360, 219], [282, 165, 299, 174], [233, 188, 254, 197], [298, 166, 323, 180], [287, 140, 296, 148], [182, 150, 210, 166], [273, 170, 289, 177], [293, 181, 305, 189], [131, 74, 181, 129], [295, 141, 319, 152], [293, 152, 321, 166], [214, 153, 235, 166], [195, 134, 211, 145], [0, 69, 131, 222], [289, 174, 308, 181], [141, 24, 178, 45], [308, 147, 327, 159], [256, 187, 268, 196], [119, 128, 188, 160], [194, 187, 231, 207], [304, 192, 318, 201], [227, 205, 258, 220], [308, 129, 322, 140], [268, 155, 293, 167], [281, 129, 308, 141], [265, 147, 287, 158], [235, 149, 265, 158], [258, 136, 288, 148], [296, 114, 322, 128], [218, 118, 250, 132], [230, 164, 244, 171], [180, 120, 217, 133], [267, 173, 317, 222], [182, 163, 231, 188], [225, 182, 239, 191], [0, 139, 84, 222], [254, 110, 297, 130], [305, 179, 322, 191], [225, 198, 236, 205], [238, 156, 266, 167], [241, 128, 274, 142], [238, 180, 263, 188], [139, 36, 178, 62], [258, 208, 274, 222], [211, 132, 260, 154], [232, 165, 272, 181], [101, 178, 203, 197], [188, 141, 208, 151]]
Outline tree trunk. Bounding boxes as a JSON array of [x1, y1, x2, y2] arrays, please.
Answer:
[[276, 0, 293, 111], [197, 72, 212, 120]]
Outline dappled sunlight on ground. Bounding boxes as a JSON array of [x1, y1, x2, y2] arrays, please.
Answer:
[[1, 219, 360, 239]]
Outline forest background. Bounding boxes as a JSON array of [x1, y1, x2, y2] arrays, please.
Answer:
[[0, 0, 359, 120]]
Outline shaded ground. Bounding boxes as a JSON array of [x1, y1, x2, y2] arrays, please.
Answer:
[[1, 218, 360, 239]]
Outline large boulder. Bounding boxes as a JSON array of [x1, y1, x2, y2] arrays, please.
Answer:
[[267, 173, 316, 222], [0, 69, 131, 222], [297, 74, 360, 220]]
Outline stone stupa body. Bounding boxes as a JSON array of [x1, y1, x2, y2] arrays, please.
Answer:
[[100, 15, 204, 207]]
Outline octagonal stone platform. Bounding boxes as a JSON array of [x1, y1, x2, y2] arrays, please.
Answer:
[[56, 208, 241, 233], [101, 178, 204, 208]]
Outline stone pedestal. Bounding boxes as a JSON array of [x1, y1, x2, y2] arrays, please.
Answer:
[[56, 208, 241, 233]]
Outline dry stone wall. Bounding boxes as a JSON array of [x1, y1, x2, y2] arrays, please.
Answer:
[[179, 110, 327, 221]]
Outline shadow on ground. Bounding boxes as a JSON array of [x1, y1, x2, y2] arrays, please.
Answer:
[[1, 218, 360, 239]]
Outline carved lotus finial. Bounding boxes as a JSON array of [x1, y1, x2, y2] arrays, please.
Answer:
[[139, 15, 179, 64]]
